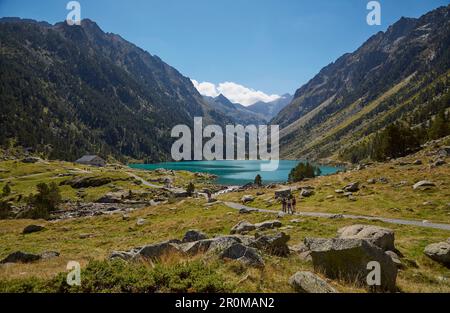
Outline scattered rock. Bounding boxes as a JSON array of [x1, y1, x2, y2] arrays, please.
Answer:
[[424, 241, 450, 267], [413, 180, 436, 190], [337, 224, 395, 251], [239, 207, 255, 214], [289, 271, 337, 293], [275, 188, 292, 199], [290, 219, 302, 224], [335, 189, 344, 194], [289, 243, 312, 261], [413, 160, 423, 165], [182, 230, 208, 243], [306, 238, 397, 292], [367, 178, 376, 184], [230, 221, 256, 234], [219, 243, 264, 267], [254, 220, 282, 231], [22, 224, 45, 234], [300, 189, 314, 197], [136, 218, 146, 226], [0, 251, 41, 264], [343, 182, 359, 192], [329, 214, 344, 219], [22, 157, 41, 163], [122, 214, 130, 221], [40, 251, 60, 260], [378, 177, 389, 184], [241, 195, 255, 203]]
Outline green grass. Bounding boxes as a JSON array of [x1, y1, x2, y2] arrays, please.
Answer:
[[0, 155, 449, 293]]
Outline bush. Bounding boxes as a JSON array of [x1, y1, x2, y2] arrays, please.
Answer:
[[288, 162, 321, 182], [2, 184, 11, 197], [254, 174, 262, 186], [0, 200, 12, 219], [23, 182, 62, 219], [0, 259, 233, 293], [186, 182, 195, 196]]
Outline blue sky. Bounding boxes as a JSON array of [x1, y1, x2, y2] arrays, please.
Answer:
[[0, 0, 448, 103]]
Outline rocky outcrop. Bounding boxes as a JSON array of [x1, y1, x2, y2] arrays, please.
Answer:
[[254, 220, 282, 231], [424, 241, 450, 267], [304, 238, 398, 292], [337, 225, 395, 251], [135, 240, 183, 260], [289, 271, 337, 293], [241, 195, 255, 203]]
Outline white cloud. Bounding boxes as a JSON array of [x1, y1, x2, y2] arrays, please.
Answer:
[[191, 79, 280, 106]]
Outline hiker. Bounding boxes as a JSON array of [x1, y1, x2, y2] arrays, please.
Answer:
[[292, 197, 296, 214], [287, 198, 292, 215], [281, 197, 287, 213]]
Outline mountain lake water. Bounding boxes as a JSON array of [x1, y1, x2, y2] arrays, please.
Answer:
[[129, 160, 341, 186]]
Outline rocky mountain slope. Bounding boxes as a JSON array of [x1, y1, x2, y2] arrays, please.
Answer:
[[247, 93, 293, 121], [274, 5, 450, 160], [203, 94, 266, 125], [0, 18, 229, 162]]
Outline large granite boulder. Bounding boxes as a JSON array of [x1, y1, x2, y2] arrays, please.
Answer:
[[424, 241, 450, 267], [289, 271, 337, 293], [337, 225, 395, 251], [252, 232, 290, 256], [134, 240, 183, 260], [219, 243, 264, 267], [304, 238, 397, 292]]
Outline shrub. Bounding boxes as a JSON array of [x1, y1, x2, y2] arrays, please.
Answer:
[[186, 182, 195, 196], [0, 200, 12, 219], [23, 182, 62, 219], [254, 174, 262, 186], [2, 183, 11, 197], [0, 259, 233, 293]]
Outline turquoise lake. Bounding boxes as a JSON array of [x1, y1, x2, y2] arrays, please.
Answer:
[[129, 160, 341, 186]]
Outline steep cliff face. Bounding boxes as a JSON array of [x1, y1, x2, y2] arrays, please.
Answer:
[[273, 5, 450, 160]]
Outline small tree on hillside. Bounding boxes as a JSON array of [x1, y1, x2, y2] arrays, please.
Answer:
[[186, 182, 195, 196], [25, 182, 62, 219], [2, 184, 11, 197], [254, 174, 262, 186]]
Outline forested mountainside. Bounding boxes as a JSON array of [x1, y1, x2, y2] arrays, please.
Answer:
[[273, 5, 450, 162], [0, 18, 228, 162]]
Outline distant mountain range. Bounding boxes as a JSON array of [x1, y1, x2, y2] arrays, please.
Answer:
[[273, 5, 450, 160], [202, 94, 266, 125], [0, 18, 231, 162], [247, 94, 293, 121]]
